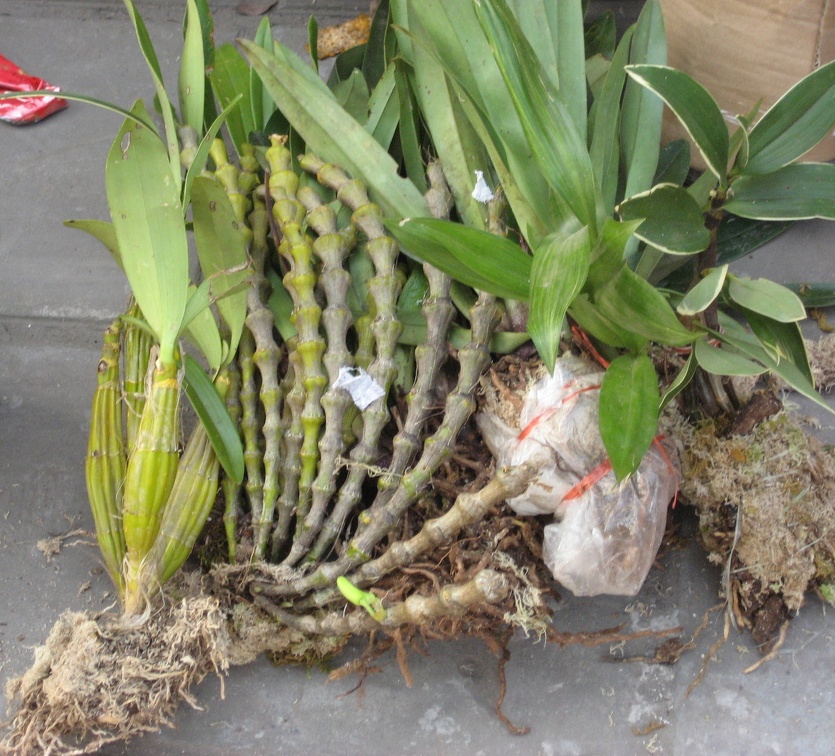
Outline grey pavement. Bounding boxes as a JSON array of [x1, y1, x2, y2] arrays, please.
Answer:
[[1, 2, 833, 754]]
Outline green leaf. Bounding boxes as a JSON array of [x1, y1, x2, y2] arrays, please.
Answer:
[[694, 337, 766, 377], [584, 9, 616, 59], [394, 58, 426, 194], [653, 139, 691, 186], [676, 264, 728, 316], [712, 315, 827, 412], [599, 353, 659, 481], [403, 0, 552, 242], [745, 58, 835, 175], [724, 163, 835, 220], [475, 0, 600, 234], [184, 355, 244, 483], [727, 275, 807, 323], [618, 183, 710, 255], [123, 0, 181, 192], [660, 350, 696, 409], [179, 0, 206, 133], [365, 64, 399, 150], [589, 27, 633, 210], [332, 69, 370, 122], [785, 282, 835, 308], [64, 219, 122, 271], [241, 38, 428, 220], [0, 90, 160, 134], [569, 294, 646, 352], [106, 100, 189, 365], [387, 217, 531, 300], [182, 283, 223, 371], [529, 227, 591, 373], [210, 44, 254, 155], [190, 177, 250, 362], [742, 310, 813, 384], [595, 264, 696, 347], [620, 0, 666, 201], [627, 64, 729, 183]]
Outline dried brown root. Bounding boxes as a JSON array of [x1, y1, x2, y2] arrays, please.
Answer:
[[1, 596, 229, 756]]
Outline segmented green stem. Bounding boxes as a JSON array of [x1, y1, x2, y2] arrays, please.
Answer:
[[255, 569, 510, 635], [266, 138, 327, 559], [122, 358, 181, 615], [256, 291, 499, 597], [123, 301, 152, 451], [152, 410, 221, 585], [237, 328, 264, 542], [220, 361, 243, 561], [299, 156, 403, 564], [85, 319, 127, 592], [246, 194, 285, 561], [282, 190, 358, 566], [210, 138, 253, 246]]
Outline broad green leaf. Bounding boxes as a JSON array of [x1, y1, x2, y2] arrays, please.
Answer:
[[179, 0, 206, 133], [589, 27, 633, 210], [745, 58, 835, 175], [569, 294, 646, 353], [210, 44, 254, 155], [365, 64, 399, 150], [742, 310, 813, 384], [599, 353, 659, 480], [123, 0, 181, 191], [627, 64, 728, 183], [184, 355, 244, 483], [332, 69, 370, 123], [64, 219, 122, 271], [724, 163, 835, 220], [190, 177, 250, 362], [586, 218, 643, 291], [727, 275, 807, 323], [386, 217, 531, 300], [694, 338, 766, 377], [241, 39, 428, 220], [404, 0, 554, 242], [392, 7, 488, 228], [677, 264, 728, 316], [507, 0, 586, 139], [362, 0, 391, 88], [620, 0, 666, 201], [653, 139, 690, 186], [529, 226, 591, 373], [252, 17, 277, 130], [785, 282, 835, 308], [595, 264, 695, 347], [618, 183, 710, 255], [712, 315, 828, 413], [476, 0, 600, 234], [106, 100, 189, 365], [182, 282, 223, 371]]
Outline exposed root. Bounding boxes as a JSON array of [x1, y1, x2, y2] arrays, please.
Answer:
[[2, 596, 229, 756]]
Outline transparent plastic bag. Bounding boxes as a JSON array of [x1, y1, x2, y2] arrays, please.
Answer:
[[477, 354, 679, 596]]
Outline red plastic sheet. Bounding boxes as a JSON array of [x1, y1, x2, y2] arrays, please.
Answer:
[[0, 54, 68, 124]]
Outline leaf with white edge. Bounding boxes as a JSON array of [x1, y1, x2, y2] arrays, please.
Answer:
[[727, 275, 807, 322], [677, 264, 728, 316], [184, 355, 244, 484], [724, 163, 835, 220], [626, 64, 728, 183], [694, 338, 766, 377], [529, 226, 591, 373], [745, 58, 835, 174], [618, 183, 710, 255], [599, 353, 659, 481], [742, 310, 813, 385]]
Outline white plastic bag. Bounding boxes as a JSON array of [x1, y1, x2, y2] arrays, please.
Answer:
[[477, 354, 679, 596]]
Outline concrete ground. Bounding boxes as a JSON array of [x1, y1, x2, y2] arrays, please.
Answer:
[[1, 1, 833, 754]]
